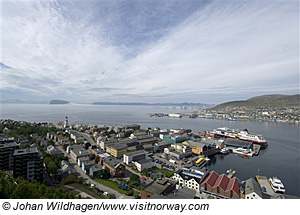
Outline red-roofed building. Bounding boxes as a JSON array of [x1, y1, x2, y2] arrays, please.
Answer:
[[200, 171, 218, 192], [201, 171, 240, 199], [225, 177, 240, 199], [212, 174, 229, 196]]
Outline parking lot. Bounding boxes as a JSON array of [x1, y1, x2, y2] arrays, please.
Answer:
[[151, 153, 196, 171]]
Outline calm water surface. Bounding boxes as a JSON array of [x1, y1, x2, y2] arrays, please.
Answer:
[[1, 104, 299, 196]]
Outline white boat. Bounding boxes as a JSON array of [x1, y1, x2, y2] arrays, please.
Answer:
[[232, 147, 254, 157], [238, 130, 267, 145], [220, 147, 230, 154], [269, 177, 285, 193], [204, 156, 210, 161]]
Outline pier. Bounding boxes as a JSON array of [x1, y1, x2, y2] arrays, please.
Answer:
[[226, 169, 236, 178], [252, 144, 261, 156]]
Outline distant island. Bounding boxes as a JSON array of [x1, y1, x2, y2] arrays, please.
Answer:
[[92, 101, 211, 107], [212, 94, 300, 110], [49, 100, 70, 105]]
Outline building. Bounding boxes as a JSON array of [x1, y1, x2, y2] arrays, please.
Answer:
[[64, 116, 69, 128], [151, 187, 196, 199], [244, 178, 263, 199], [46, 145, 64, 156], [171, 143, 192, 157], [13, 147, 44, 182], [161, 134, 190, 144], [70, 133, 84, 144], [0, 142, 20, 170], [58, 136, 70, 146], [110, 144, 127, 158], [123, 150, 148, 165], [102, 157, 125, 178], [134, 159, 154, 172], [99, 139, 118, 150], [141, 178, 177, 199], [154, 141, 171, 153], [69, 145, 89, 162], [77, 156, 90, 167], [81, 160, 95, 173], [172, 166, 208, 191], [89, 165, 103, 178], [200, 171, 240, 199], [124, 124, 141, 131], [58, 160, 78, 183], [182, 139, 218, 156], [97, 153, 111, 165]]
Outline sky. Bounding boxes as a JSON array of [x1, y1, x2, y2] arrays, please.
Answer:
[[1, 0, 299, 104]]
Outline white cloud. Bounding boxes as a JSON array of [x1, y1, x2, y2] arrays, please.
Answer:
[[1, 0, 299, 103]]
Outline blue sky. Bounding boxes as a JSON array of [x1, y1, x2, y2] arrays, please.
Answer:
[[1, 0, 299, 104]]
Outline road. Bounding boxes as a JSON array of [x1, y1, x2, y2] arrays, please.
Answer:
[[56, 143, 132, 199], [71, 130, 96, 146]]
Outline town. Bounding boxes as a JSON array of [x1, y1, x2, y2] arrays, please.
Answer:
[[0, 117, 297, 199], [150, 106, 300, 124]]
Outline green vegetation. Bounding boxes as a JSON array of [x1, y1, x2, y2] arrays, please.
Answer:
[[0, 171, 75, 199], [108, 193, 116, 199], [94, 179, 139, 196], [68, 183, 106, 199], [43, 154, 67, 176], [212, 94, 300, 109], [153, 168, 174, 178], [94, 156, 100, 164], [0, 123, 58, 140]]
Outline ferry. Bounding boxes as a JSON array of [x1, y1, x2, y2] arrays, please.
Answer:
[[237, 130, 267, 145], [212, 127, 235, 137], [232, 147, 254, 157], [220, 147, 230, 154], [269, 177, 285, 193]]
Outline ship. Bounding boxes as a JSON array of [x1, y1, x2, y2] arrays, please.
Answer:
[[269, 176, 285, 193], [237, 129, 268, 146], [213, 127, 267, 146], [232, 147, 254, 157]]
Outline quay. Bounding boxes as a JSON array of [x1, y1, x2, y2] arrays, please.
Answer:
[[252, 144, 261, 156], [226, 169, 236, 178], [256, 175, 275, 196]]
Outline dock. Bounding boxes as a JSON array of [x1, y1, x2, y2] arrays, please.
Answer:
[[226, 169, 236, 178], [256, 175, 275, 196], [252, 144, 261, 156]]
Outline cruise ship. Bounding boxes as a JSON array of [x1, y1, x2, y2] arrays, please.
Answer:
[[237, 130, 267, 145], [213, 127, 267, 146]]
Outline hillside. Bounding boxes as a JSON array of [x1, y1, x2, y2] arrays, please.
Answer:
[[212, 94, 300, 110]]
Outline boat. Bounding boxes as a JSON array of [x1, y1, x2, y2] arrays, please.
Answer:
[[195, 157, 204, 164], [232, 147, 254, 157], [227, 117, 236, 121], [204, 156, 210, 161], [212, 127, 235, 138], [220, 147, 230, 154], [237, 129, 267, 145], [269, 177, 285, 193]]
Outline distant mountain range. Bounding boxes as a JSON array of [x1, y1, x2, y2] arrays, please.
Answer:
[[92, 101, 212, 107], [49, 100, 70, 105], [212, 94, 300, 110], [0, 99, 48, 104]]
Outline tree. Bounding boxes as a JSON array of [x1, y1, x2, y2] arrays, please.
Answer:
[[95, 156, 100, 164], [129, 174, 140, 186], [108, 194, 116, 199], [47, 161, 58, 175], [133, 192, 141, 199]]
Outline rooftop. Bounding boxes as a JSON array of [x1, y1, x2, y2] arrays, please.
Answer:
[[13, 147, 39, 156]]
